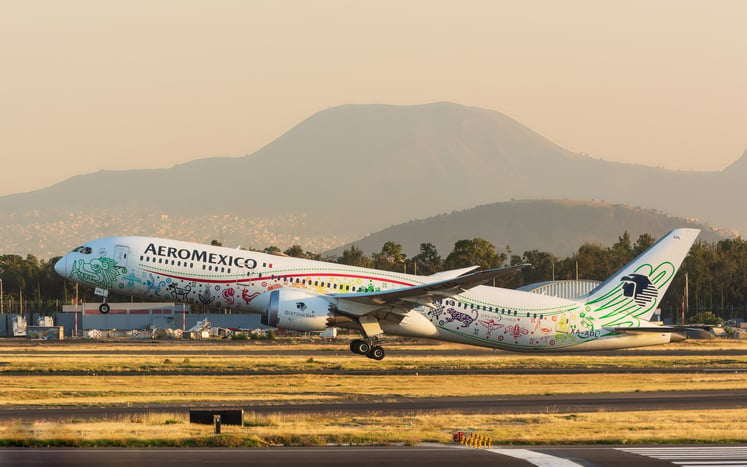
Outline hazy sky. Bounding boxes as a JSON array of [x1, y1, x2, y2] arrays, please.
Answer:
[[1, 0, 745, 196]]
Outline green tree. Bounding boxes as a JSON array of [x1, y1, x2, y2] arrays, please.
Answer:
[[520, 250, 559, 284], [444, 238, 506, 270], [372, 241, 406, 271], [574, 243, 611, 280], [688, 311, 722, 326], [283, 245, 322, 260], [714, 238, 747, 315], [283, 245, 305, 257], [679, 240, 718, 316], [609, 231, 634, 271], [338, 245, 372, 268], [633, 233, 656, 256], [410, 242, 442, 275], [1, 254, 73, 313]]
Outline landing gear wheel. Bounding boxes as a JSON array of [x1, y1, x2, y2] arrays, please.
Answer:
[[99, 303, 110, 314], [350, 339, 370, 355], [367, 345, 385, 360]]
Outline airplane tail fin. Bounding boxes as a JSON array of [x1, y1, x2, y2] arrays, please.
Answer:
[[581, 228, 700, 327]]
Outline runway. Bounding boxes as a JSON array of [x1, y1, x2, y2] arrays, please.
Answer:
[[1, 389, 744, 421], [3, 445, 747, 467]]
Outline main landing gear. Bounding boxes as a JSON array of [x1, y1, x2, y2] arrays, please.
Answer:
[[350, 339, 385, 360]]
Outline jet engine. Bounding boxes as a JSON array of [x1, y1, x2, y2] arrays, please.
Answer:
[[259, 288, 334, 332]]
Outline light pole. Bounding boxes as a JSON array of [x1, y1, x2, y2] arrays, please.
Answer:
[[0, 278, 3, 314]]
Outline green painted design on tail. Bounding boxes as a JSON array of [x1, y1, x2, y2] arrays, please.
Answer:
[[586, 261, 676, 327], [579, 228, 701, 330]]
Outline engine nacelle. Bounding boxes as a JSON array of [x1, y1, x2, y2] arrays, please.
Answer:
[[260, 288, 334, 332]]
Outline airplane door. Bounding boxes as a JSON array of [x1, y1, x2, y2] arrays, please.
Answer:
[[114, 245, 129, 267]]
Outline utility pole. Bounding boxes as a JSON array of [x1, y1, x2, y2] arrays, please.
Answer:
[[684, 272, 689, 324], [74, 283, 79, 338]]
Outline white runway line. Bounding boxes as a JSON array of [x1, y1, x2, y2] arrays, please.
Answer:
[[619, 446, 747, 466], [488, 448, 583, 466]]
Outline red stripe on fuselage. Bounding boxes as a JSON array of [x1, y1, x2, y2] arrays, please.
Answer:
[[140, 267, 416, 288]]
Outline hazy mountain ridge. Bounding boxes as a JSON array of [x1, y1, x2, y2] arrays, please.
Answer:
[[327, 199, 726, 258], [0, 102, 744, 256]]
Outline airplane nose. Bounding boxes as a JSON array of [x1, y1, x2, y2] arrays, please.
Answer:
[[54, 257, 68, 277]]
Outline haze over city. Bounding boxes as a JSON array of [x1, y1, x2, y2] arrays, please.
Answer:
[[1, 0, 745, 197]]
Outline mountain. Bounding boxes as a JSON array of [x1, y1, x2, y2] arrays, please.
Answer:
[[0, 102, 743, 257], [326, 199, 726, 258]]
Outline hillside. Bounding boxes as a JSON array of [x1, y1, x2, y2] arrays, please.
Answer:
[[0, 102, 743, 256], [326, 200, 726, 258]]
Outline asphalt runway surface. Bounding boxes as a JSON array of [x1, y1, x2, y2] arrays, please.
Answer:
[[4, 445, 747, 467], [1, 389, 745, 422]]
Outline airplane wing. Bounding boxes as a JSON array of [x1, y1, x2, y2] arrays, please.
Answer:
[[424, 266, 479, 281], [332, 264, 529, 316]]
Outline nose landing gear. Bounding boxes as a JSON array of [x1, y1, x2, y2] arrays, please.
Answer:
[[95, 288, 110, 314]]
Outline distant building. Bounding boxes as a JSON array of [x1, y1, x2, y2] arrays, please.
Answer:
[[518, 280, 602, 299], [56, 302, 263, 336]]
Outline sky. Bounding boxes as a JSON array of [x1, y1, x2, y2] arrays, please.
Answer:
[[1, 0, 746, 196]]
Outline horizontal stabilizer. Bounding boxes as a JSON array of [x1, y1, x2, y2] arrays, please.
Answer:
[[605, 326, 713, 339]]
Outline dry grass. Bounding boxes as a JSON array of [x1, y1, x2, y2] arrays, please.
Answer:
[[245, 409, 747, 445], [1, 409, 746, 447]]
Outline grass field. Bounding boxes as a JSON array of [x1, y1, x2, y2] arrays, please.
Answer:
[[0, 338, 745, 446]]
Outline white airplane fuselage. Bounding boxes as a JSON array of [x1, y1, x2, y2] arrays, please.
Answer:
[[55, 230, 700, 355]]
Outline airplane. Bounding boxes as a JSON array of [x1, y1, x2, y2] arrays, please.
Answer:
[[54, 228, 700, 359]]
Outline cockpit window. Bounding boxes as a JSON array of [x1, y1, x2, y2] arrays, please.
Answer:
[[72, 246, 92, 254]]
